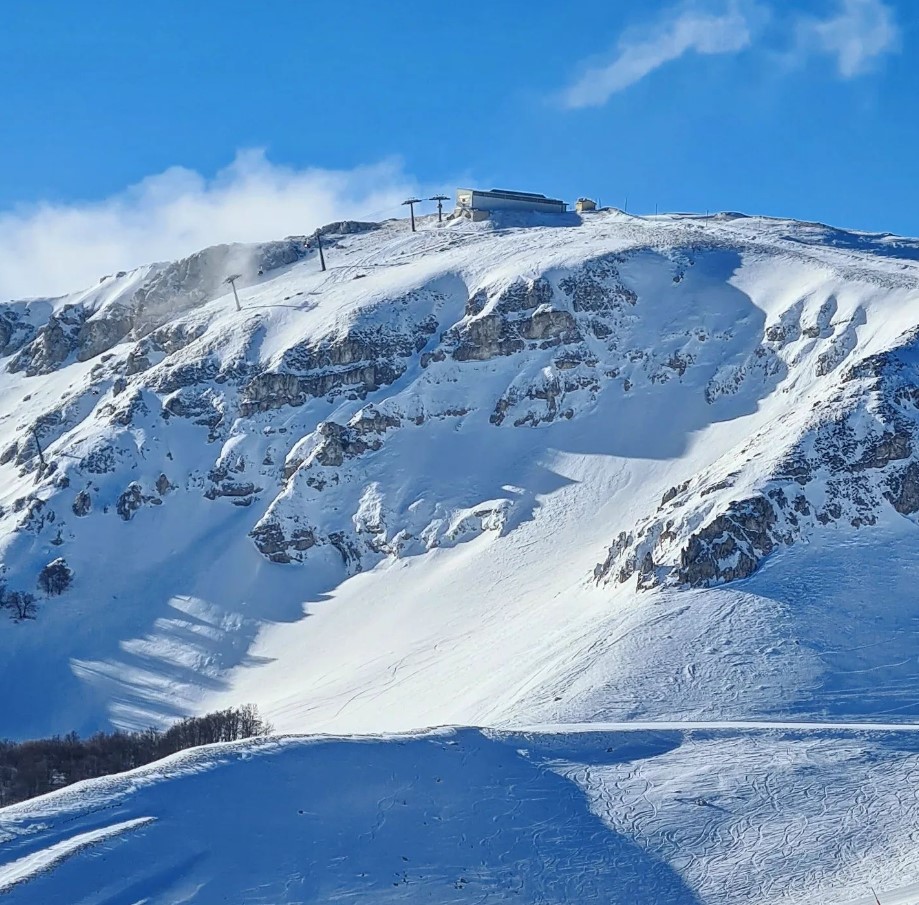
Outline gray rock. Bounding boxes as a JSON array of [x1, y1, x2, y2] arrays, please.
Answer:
[[76, 313, 133, 362], [885, 462, 919, 515], [8, 307, 85, 376], [858, 431, 911, 469], [116, 483, 144, 521], [205, 481, 261, 500], [72, 490, 92, 517], [250, 521, 316, 563], [677, 496, 777, 587], [520, 310, 579, 343], [494, 278, 553, 314], [451, 314, 525, 362]]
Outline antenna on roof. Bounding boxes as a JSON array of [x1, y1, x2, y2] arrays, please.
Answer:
[[224, 274, 243, 312], [402, 198, 422, 232], [429, 195, 450, 224]]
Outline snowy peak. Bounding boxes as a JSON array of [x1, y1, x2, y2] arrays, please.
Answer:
[[2, 210, 919, 739]]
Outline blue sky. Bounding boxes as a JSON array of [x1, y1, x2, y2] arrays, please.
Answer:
[[0, 0, 915, 297]]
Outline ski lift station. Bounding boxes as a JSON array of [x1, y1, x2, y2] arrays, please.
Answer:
[[455, 187, 567, 219]]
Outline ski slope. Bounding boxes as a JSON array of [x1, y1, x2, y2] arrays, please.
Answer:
[[2, 724, 919, 904]]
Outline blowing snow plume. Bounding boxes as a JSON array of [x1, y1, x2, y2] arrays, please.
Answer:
[[0, 150, 417, 300]]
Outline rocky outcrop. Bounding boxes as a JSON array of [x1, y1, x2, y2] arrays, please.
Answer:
[[204, 480, 261, 504], [885, 462, 919, 514], [677, 497, 776, 586], [163, 387, 225, 430], [76, 313, 134, 362], [116, 483, 144, 521], [239, 317, 435, 415], [598, 324, 919, 590], [8, 306, 86, 376], [80, 443, 117, 474], [71, 490, 92, 517], [450, 315, 526, 362], [315, 220, 380, 237], [0, 310, 36, 356], [446, 278, 582, 363], [250, 520, 316, 564]]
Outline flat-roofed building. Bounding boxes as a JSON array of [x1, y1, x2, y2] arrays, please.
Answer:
[[455, 188, 567, 215]]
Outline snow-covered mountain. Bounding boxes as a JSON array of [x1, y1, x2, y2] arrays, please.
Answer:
[[5, 208, 919, 903], [3, 210, 919, 739]]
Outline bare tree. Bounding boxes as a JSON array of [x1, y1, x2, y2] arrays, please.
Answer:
[[6, 590, 38, 620], [37, 558, 73, 596]]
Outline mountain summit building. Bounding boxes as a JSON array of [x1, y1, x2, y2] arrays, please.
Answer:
[[455, 188, 567, 217]]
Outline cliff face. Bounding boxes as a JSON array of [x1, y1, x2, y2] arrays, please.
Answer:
[[2, 210, 919, 738]]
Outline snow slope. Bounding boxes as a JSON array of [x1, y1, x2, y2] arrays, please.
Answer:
[[1, 209, 919, 741], [3, 726, 919, 905]]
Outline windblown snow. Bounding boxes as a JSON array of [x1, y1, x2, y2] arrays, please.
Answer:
[[3, 209, 919, 903]]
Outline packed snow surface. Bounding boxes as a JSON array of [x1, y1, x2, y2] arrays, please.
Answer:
[[3, 726, 919, 904]]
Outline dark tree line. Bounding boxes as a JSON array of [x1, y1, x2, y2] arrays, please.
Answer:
[[0, 704, 271, 807]]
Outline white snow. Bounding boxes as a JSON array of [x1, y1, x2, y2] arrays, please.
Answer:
[[2, 726, 919, 904], [3, 209, 919, 901]]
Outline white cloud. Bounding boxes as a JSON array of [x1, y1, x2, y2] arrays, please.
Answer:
[[0, 151, 419, 300], [560, 2, 757, 108], [798, 0, 899, 77]]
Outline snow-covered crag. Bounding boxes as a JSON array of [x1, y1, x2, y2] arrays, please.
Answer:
[[2, 209, 919, 738], [596, 305, 919, 590]]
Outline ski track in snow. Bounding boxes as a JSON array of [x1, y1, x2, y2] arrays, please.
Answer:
[[1, 727, 919, 904]]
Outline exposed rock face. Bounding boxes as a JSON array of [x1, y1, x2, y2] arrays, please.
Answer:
[[6, 237, 317, 382], [76, 313, 134, 362], [0, 310, 36, 356], [238, 314, 436, 416], [597, 324, 919, 589], [886, 462, 919, 514], [446, 278, 581, 362], [250, 520, 316, 564], [8, 307, 86, 376], [72, 490, 92, 517], [204, 480, 261, 502], [677, 497, 776, 587], [450, 314, 526, 362], [315, 220, 380, 237], [310, 422, 373, 468], [80, 443, 118, 475], [163, 387, 225, 430], [116, 483, 144, 521]]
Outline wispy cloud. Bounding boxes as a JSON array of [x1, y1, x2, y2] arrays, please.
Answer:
[[0, 151, 418, 300], [560, 2, 757, 109], [559, 0, 900, 109], [797, 0, 899, 77]]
